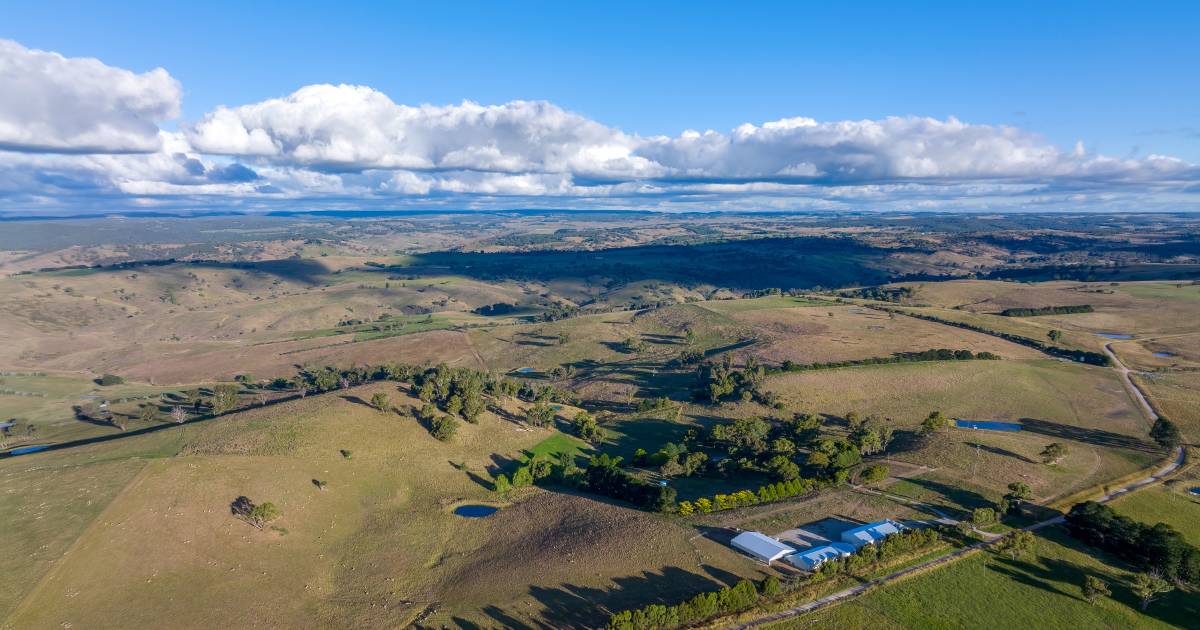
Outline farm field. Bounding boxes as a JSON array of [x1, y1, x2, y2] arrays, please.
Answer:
[[0, 382, 762, 629], [2, 215, 1199, 630], [1136, 371, 1200, 441], [704, 301, 1044, 365], [777, 528, 1198, 630], [764, 359, 1157, 504]]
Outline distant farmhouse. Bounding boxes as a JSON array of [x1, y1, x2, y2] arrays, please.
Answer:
[[730, 531, 795, 564]]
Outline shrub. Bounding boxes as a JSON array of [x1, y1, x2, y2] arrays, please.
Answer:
[[429, 415, 459, 441], [96, 373, 125, 386]]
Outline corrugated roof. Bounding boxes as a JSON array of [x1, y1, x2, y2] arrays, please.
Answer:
[[841, 519, 903, 546], [731, 531, 795, 561]]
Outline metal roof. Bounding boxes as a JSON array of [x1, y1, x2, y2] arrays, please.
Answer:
[[731, 531, 795, 562], [841, 520, 903, 547]]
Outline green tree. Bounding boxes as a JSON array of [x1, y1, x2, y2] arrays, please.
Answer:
[[1003, 481, 1032, 515], [138, 404, 158, 423], [1150, 417, 1182, 449], [972, 507, 997, 527], [211, 383, 240, 415], [765, 455, 800, 481], [858, 464, 889, 484], [493, 473, 511, 495], [1082, 575, 1111, 605], [621, 337, 647, 353], [1131, 572, 1173, 611], [1048, 329, 1062, 342], [247, 502, 281, 529], [429, 415, 459, 441], [97, 373, 125, 386], [512, 465, 534, 487], [919, 410, 952, 435], [527, 401, 555, 427], [369, 392, 391, 412], [529, 457, 553, 480], [998, 530, 1035, 560], [1040, 442, 1067, 464]]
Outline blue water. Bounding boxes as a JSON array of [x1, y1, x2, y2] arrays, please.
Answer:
[[956, 420, 1022, 432], [7, 444, 50, 455], [1191, 487, 1200, 497], [1096, 333, 1133, 340], [1153, 352, 1174, 358], [550, 404, 562, 410], [515, 367, 535, 374], [453, 504, 499, 518]]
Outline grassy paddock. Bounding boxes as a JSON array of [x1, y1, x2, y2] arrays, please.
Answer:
[[776, 528, 1198, 629]]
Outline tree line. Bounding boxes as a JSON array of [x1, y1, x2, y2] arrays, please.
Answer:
[[772, 348, 999, 374], [999, 305, 1093, 317], [607, 527, 943, 630], [875, 308, 1112, 366], [1065, 501, 1199, 585]]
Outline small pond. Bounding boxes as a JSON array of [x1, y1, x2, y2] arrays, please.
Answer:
[[1096, 333, 1134, 340], [1190, 488, 1200, 497], [514, 367, 536, 374], [6, 444, 50, 456], [453, 504, 499, 518], [1153, 352, 1174, 358]]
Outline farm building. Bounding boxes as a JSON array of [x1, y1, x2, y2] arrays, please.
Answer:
[[840, 519, 903, 549], [730, 531, 795, 564], [785, 542, 856, 571]]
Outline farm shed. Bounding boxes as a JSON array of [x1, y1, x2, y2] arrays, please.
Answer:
[[785, 542, 856, 571], [731, 531, 795, 564], [840, 519, 903, 549]]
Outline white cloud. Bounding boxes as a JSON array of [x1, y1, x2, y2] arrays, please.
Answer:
[[1, 39, 1198, 214], [187, 84, 662, 179], [0, 39, 181, 154]]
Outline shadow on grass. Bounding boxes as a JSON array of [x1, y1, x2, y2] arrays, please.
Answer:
[[966, 441, 1036, 464], [519, 565, 732, 628], [900, 477, 993, 519], [1020, 417, 1156, 453]]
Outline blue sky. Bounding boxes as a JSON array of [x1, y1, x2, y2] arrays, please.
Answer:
[[2, 1, 1199, 213]]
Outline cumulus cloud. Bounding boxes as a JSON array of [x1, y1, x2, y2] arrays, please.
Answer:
[[1, 39, 1198, 214], [187, 84, 662, 178], [0, 39, 181, 154], [185, 84, 1199, 193]]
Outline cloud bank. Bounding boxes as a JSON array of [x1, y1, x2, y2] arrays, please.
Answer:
[[1, 39, 1198, 214]]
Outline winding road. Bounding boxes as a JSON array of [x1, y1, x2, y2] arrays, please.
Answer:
[[734, 339, 1186, 629]]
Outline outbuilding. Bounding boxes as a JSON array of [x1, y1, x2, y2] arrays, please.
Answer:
[[840, 519, 903, 549], [730, 531, 795, 564], [784, 542, 856, 571]]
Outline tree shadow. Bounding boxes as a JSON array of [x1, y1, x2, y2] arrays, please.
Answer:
[[524, 565, 729, 628], [901, 477, 993, 519], [966, 441, 1036, 463], [1020, 417, 1156, 452]]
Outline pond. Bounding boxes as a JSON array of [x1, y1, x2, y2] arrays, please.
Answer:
[[1096, 333, 1134, 340], [6, 444, 50, 456], [514, 367, 536, 374], [956, 419, 1022, 432], [1190, 488, 1200, 497], [1153, 352, 1174, 358], [453, 504, 499, 518]]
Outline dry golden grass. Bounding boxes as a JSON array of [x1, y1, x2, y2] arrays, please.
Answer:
[[715, 303, 1042, 364], [3, 383, 760, 629]]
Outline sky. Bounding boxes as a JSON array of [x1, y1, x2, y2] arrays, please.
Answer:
[[2, 0, 1199, 214]]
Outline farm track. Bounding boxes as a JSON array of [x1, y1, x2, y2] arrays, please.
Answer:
[[730, 311, 1186, 629], [732, 446, 1185, 629]]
